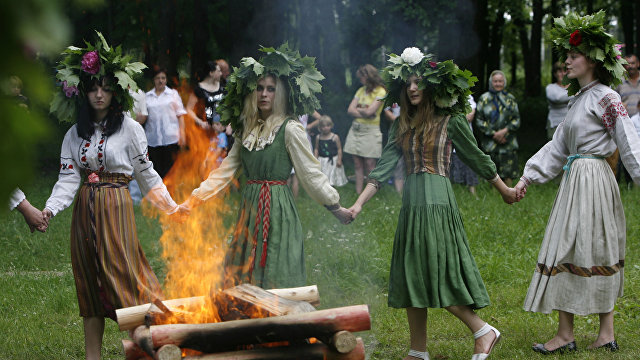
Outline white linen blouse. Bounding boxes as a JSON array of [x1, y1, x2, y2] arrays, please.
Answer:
[[192, 120, 339, 206], [45, 117, 178, 216], [145, 87, 187, 147], [522, 81, 640, 185], [8, 188, 26, 211]]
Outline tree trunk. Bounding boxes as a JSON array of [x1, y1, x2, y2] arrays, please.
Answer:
[[182, 338, 365, 360], [487, 11, 505, 77], [474, 0, 489, 94], [150, 305, 371, 353], [529, 0, 543, 96]]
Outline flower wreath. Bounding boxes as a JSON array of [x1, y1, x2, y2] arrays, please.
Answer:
[[381, 47, 478, 116], [217, 43, 324, 135], [548, 10, 626, 95], [50, 31, 147, 123]]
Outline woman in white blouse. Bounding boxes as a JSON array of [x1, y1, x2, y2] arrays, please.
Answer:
[[516, 12, 635, 355], [144, 67, 187, 178], [43, 75, 187, 359], [545, 61, 570, 139]]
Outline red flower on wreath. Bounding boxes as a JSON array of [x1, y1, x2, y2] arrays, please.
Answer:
[[429, 61, 438, 69], [569, 30, 582, 47], [81, 51, 101, 75]]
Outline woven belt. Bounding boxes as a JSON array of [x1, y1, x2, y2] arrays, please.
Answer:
[[563, 154, 604, 175], [246, 179, 287, 279], [83, 171, 130, 319]]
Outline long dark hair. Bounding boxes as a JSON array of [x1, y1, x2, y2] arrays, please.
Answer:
[[76, 76, 124, 140]]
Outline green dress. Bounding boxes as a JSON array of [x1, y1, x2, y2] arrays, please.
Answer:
[[369, 114, 498, 309], [224, 120, 305, 289]]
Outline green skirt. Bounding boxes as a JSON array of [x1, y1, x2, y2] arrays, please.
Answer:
[[388, 173, 490, 309]]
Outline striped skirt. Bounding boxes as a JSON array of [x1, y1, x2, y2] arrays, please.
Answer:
[[70, 172, 163, 319], [523, 158, 625, 315]]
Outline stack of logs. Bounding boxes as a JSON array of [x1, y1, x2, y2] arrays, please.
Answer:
[[117, 284, 370, 359]]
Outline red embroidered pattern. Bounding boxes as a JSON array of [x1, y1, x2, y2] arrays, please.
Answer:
[[599, 93, 628, 135]]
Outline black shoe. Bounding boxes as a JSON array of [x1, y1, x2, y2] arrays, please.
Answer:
[[593, 340, 619, 352], [532, 341, 578, 355]]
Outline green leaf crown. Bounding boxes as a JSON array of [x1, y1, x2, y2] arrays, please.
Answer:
[[217, 43, 324, 135], [50, 31, 147, 123], [381, 50, 478, 116], [548, 10, 627, 96]]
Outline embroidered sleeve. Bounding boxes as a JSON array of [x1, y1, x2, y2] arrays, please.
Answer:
[[45, 128, 82, 216], [598, 92, 628, 136], [128, 121, 178, 213]]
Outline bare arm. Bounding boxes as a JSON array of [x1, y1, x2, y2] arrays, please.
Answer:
[[335, 134, 343, 167], [186, 92, 210, 130], [358, 99, 383, 118], [314, 136, 319, 158], [348, 183, 378, 219], [347, 97, 361, 118]]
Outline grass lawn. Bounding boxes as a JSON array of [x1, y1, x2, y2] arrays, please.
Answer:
[[1, 172, 639, 359]]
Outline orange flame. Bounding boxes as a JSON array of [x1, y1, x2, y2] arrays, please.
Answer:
[[142, 80, 235, 324]]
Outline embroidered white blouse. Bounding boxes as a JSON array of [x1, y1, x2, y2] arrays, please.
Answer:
[[45, 117, 178, 216], [192, 120, 339, 206], [522, 81, 640, 184], [145, 87, 187, 147]]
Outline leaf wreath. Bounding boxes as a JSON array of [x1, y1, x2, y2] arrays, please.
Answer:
[[547, 10, 627, 95], [217, 43, 324, 135]]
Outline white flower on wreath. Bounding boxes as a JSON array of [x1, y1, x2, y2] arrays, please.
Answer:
[[400, 47, 424, 66]]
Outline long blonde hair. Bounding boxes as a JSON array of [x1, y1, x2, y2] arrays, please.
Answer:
[[240, 74, 289, 136], [394, 85, 441, 144]]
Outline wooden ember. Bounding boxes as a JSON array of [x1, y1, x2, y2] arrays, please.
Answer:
[[150, 304, 370, 353], [212, 283, 316, 321], [122, 339, 151, 360], [181, 337, 366, 360], [116, 285, 319, 331]]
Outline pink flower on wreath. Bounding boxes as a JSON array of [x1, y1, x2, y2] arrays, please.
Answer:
[[62, 81, 79, 98], [81, 51, 101, 74], [429, 61, 438, 69], [569, 30, 582, 47]]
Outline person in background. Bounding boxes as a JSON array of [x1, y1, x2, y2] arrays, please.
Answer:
[[314, 115, 347, 187], [349, 48, 517, 360], [613, 54, 640, 184], [384, 103, 405, 193], [181, 44, 352, 289], [545, 61, 570, 140], [344, 64, 387, 194], [475, 70, 521, 186], [144, 66, 187, 178], [516, 11, 634, 355], [7, 75, 29, 109], [449, 95, 480, 195], [45, 34, 188, 360]]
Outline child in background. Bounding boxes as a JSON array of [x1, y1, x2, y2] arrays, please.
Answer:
[[314, 116, 348, 186], [200, 119, 229, 179]]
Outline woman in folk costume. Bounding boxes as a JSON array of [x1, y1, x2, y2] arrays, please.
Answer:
[[515, 11, 637, 354], [348, 47, 517, 360], [46, 32, 188, 359], [183, 44, 351, 289]]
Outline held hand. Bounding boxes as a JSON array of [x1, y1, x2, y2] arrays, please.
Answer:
[[169, 205, 191, 223], [515, 180, 527, 201], [347, 203, 362, 220], [330, 207, 353, 225], [500, 187, 518, 204], [18, 202, 47, 233]]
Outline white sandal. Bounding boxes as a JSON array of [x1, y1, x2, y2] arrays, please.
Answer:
[[471, 323, 501, 360], [408, 349, 430, 360]]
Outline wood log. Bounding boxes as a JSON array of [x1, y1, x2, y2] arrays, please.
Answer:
[[320, 330, 357, 354], [117, 285, 320, 331], [266, 285, 320, 306], [183, 337, 365, 360], [122, 339, 152, 360], [212, 284, 316, 321], [155, 344, 182, 360], [118, 297, 206, 331], [133, 325, 155, 357], [150, 304, 370, 353]]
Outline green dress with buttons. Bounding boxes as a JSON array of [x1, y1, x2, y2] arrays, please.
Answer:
[[369, 114, 498, 309], [224, 119, 305, 289]]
